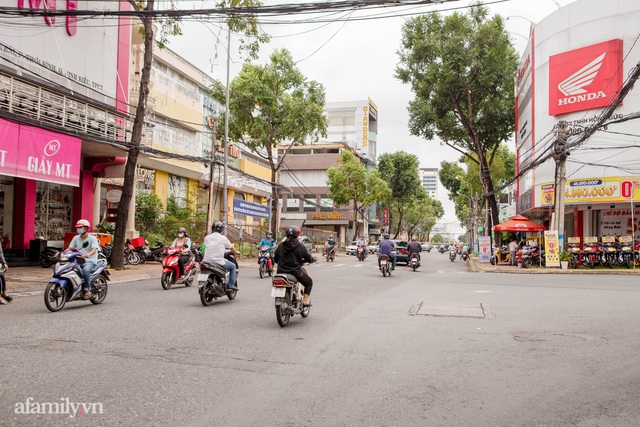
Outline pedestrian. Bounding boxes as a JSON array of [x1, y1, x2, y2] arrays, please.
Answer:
[[0, 243, 11, 304], [509, 237, 518, 266]]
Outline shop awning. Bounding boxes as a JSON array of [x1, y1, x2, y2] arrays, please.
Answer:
[[493, 215, 547, 232]]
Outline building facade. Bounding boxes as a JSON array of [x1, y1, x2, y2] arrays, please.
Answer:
[[516, 0, 640, 242], [419, 167, 439, 199]]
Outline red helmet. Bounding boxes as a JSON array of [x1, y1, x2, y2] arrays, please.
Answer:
[[177, 227, 187, 233]]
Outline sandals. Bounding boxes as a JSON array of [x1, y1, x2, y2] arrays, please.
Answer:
[[1, 294, 12, 303], [0, 298, 6, 305], [82, 291, 92, 300]]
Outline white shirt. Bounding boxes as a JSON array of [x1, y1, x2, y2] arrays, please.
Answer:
[[202, 232, 232, 266], [509, 241, 518, 251]]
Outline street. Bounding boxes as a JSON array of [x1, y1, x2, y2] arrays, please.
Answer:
[[2, 251, 640, 426]]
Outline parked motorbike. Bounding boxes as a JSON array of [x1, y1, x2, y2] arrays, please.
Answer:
[[198, 251, 239, 306], [583, 242, 601, 268], [619, 240, 634, 269], [380, 254, 392, 277], [449, 247, 457, 262], [39, 246, 60, 268], [490, 245, 510, 265], [136, 240, 166, 263], [409, 253, 420, 271], [602, 241, 618, 268], [43, 249, 110, 312], [124, 239, 142, 265], [258, 245, 274, 279], [325, 245, 336, 262], [521, 245, 545, 268], [567, 243, 582, 269], [356, 244, 367, 261], [161, 246, 196, 290], [272, 261, 314, 327], [99, 243, 113, 264]]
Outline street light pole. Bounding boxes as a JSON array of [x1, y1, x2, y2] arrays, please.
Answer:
[[222, 27, 231, 237], [206, 118, 218, 233]]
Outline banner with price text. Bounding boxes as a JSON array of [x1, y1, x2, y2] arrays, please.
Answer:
[[544, 230, 560, 268]]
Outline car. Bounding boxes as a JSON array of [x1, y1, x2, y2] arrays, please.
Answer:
[[281, 235, 313, 253], [420, 242, 432, 252], [391, 239, 409, 265], [368, 241, 379, 254], [346, 241, 357, 255]]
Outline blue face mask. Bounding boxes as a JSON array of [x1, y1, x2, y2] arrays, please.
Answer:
[[77, 228, 85, 235]]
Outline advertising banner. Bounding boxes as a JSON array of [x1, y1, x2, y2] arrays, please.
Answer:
[[233, 199, 270, 219], [0, 118, 81, 186], [478, 236, 492, 263], [597, 208, 640, 236], [544, 230, 560, 267], [540, 176, 640, 205]]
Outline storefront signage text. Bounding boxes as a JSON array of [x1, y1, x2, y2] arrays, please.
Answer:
[[540, 176, 640, 205], [311, 213, 343, 220], [17, 0, 78, 36], [135, 166, 155, 185]]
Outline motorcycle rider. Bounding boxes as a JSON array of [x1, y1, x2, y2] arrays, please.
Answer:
[[378, 234, 396, 270], [66, 219, 100, 300], [258, 231, 276, 253], [202, 221, 240, 291], [170, 227, 192, 280], [356, 235, 367, 258], [324, 235, 337, 258], [407, 237, 422, 265], [273, 226, 315, 307]]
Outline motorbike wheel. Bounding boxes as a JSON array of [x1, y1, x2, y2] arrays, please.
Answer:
[[90, 276, 108, 305], [490, 256, 496, 265], [126, 251, 141, 265], [44, 282, 67, 312], [227, 286, 237, 300], [569, 258, 577, 269], [200, 285, 215, 306], [300, 302, 310, 318], [276, 292, 291, 327], [259, 262, 265, 279], [589, 256, 596, 269], [40, 257, 54, 268], [184, 274, 194, 287], [625, 256, 630, 269], [161, 272, 174, 290], [522, 258, 532, 268], [138, 253, 146, 264], [382, 265, 387, 277], [412, 263, 417, 271]]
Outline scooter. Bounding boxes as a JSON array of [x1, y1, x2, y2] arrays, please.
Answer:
[[460, 250, 469, 261], [39, 246, 60, 268], [161, 246, 196, 290], [409, 253, 420, 271], [356, 244, 367, 261], [198, 251, 239, 306], [43, 250, 110, 312], [272, 261, 314, 327], [449, 247, 457, 262], [380, 254, 392, 277], [137, 240, 166, 264], [258, 245, 274, 279], [325, 245, 336, 262]]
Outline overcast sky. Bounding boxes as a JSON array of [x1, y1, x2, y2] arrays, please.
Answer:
[[168, 0, 578, 234]]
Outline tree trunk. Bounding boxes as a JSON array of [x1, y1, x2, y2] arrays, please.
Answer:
[[111, 5, 154, 269], [477, 142, 500, 239], [270, 168, 279, 235]]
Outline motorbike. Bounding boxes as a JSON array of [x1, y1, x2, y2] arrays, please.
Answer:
[[99, 243, 113, 264], [43, 249, 110, 312], [409, 253, 420, 271], [438, 246, 446, 254], [490, 245, 511, 265], [521, 245, 545, 268], [39, 246, 60, 268], [161, 246, 197, 290], [258, 245, 274, 279], [449, 247, 457, 262], [379, 253, 392, 277], [583, 242, 601, 268], [325, 245, 336, 262], [137, 240, 166, 263], [356, 244, 367, 261], [460, 250, 469, 261], [124, 239, 142, 265], [272, 261, 314, 327], [619, 240, 634, 268], [567, 243, 582, 269], [602, 241, 618, 268], [198, 251, 239, 306]]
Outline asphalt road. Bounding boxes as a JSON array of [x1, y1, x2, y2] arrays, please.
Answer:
[[2, 251, 640, 426]]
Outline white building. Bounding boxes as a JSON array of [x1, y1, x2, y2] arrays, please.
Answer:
[[419, 167, 439, 199]]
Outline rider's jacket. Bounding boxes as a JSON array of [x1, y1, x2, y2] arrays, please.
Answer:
[[408, 241, 422, 254], [258, 238, 276, 250], [274, 238, 313, 275], [379, 239, 395, 256]]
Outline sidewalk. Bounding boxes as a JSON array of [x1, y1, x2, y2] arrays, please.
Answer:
[[4, 258, 259, 296], [468, 256, 640, 274]]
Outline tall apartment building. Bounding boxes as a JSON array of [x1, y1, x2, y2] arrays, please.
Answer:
[[420, 168, 439, 199]]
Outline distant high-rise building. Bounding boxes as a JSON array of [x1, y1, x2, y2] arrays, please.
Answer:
[[420, 167, 439, 199]]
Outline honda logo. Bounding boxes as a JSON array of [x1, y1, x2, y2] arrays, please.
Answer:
[[549, 39, 623, 116]]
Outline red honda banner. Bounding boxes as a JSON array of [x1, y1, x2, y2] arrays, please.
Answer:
[[549, 39, 623, 116]]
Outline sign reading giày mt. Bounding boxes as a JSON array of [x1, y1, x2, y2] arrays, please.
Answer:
[[0, 119, 81, 186]]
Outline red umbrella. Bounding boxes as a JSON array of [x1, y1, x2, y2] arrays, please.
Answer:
[[493, 215, 547, 232]]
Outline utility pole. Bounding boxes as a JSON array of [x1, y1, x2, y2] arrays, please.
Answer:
[[222, 26, 231, 237], [553, 120, 569, 248], [206, 118, 218, 234]]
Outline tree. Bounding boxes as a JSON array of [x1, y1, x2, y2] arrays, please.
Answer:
[[326, 150, 390, 241], [211, 48, 327, 233], [401, 192, 443, 241], [396, 5, 518, 234], [111, 0, 267, 269], [377, 151, 423, 238], [431, 234, 443, 243]]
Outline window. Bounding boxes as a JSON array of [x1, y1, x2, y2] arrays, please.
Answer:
[[320, 196, 333, 212], [304, 195, 317, 212], [286, 197, 300, 212]]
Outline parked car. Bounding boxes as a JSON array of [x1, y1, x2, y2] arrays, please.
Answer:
[[420, 242, 432, 252], [281, 235, 313, 252], [368, 241, 379, 254], [346, 241, 357, 255], [392, 239, 409, 265]]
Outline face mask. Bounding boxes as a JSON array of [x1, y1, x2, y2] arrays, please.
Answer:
[[77, 228, 85, 235], [178, 233, 184, 238]]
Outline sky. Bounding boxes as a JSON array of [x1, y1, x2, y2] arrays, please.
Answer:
[[168, 0, 579, 236]]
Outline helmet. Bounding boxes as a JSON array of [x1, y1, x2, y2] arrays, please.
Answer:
[[177, 227, 187, 234], [329, 235, 334, 240], [266, 231, 273, 237], [286, 227, 300, 238], [75, 219, 90, 228], [384, 234, 390, 239], [212, 221, 224, 233]]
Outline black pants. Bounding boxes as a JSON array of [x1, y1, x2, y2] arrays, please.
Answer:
[[281, 271, 313, 296], [0, 272, 5, 293], [177, 255, 190, 277]]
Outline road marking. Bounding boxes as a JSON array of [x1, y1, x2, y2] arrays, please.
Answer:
[[475, 291, 491, 293], [332, 263, 346, 267]]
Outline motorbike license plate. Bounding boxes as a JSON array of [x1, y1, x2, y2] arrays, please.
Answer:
[[271, 287, 286, 298], [608, 248, 616, 252], [622, 247, 630, 251]]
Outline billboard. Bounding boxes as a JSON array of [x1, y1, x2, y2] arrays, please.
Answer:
[[0, 0, 124, 108], [540, 176, 640, 206]]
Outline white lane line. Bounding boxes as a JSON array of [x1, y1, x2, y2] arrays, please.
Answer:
[[475, 291, 491, 293], [332, 263, 346, 267]]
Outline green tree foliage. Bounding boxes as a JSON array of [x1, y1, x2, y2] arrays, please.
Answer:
[[396, 5, 518, 233], [327, 150, 390, 241], [401, 192, 444, 241], [377, 151, 423, 238], [431, 234, 443, 243], [211, 48, 327, 232]]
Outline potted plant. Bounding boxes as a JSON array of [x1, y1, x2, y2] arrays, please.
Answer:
[[558, 250, 572, 269]]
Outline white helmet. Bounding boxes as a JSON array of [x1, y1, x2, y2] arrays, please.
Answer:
[[75, 219, 90, 228]]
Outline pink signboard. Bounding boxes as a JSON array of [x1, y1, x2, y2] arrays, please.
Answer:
[[0, 118, 81, 186]]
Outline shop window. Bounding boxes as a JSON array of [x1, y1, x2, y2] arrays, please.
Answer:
[[35, 182, 73, 241]]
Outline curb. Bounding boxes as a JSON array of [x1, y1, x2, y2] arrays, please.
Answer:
[[469, 256, 640, 275]]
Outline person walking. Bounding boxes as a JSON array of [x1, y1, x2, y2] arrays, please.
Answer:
[[0, 243, 10, 304]]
